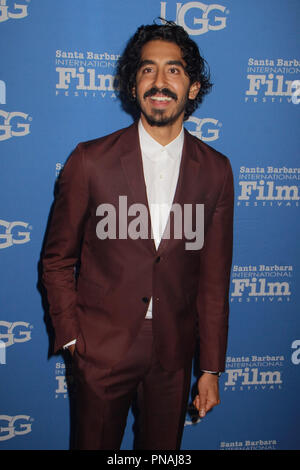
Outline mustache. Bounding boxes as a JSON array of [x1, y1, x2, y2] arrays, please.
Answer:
[[143, 87, 178, 101]]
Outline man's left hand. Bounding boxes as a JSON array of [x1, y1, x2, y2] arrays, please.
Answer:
[[193, 372, 220, 418]]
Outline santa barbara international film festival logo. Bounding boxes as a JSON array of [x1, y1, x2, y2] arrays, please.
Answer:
[[0, 0, 28, 22], [244, 57, 300, 104], [159, 1, 229, 35], [223, 352, 284, 392], [230, 264, 293, 304], [55, 49, 120, 100], [237, 165, 300, 208], [0, 80, 32, 141]]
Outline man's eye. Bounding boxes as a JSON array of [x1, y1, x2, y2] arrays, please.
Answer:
[[142, 67, 153, 73], [169, 67, 179, 74]]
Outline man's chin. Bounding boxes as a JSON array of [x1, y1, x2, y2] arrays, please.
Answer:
[[142, 111, 179, 128]]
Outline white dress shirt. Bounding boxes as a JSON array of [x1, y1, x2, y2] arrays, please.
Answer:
[[138, 119, 184, 319]]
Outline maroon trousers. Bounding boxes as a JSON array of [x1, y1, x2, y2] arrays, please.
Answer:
[[73, 319, 192, 450]]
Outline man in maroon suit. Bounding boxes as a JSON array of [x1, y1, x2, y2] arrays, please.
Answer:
[[43, 21, 234, 450]]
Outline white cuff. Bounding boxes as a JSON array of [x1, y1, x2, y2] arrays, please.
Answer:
[[202, 370, 221, 377], [63, 339, 76, 349]]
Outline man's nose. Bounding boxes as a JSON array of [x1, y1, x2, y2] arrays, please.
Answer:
[[153, 68, 166, 89]]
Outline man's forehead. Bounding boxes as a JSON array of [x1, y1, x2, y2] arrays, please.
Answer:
[[139, 40, 185, 64], [141, 40, 182, 55]]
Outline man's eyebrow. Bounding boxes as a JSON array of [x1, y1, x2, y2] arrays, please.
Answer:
[[166, 60, 185, 68], [138, 59, 186, 69], [138, 59, 155, 69]]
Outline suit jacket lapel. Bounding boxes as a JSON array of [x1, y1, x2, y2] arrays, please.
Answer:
[[119, 122, 157, 254], [157, 129, 205, 255]]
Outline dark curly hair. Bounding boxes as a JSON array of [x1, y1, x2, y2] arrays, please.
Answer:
[[116, 20, 213, 120]]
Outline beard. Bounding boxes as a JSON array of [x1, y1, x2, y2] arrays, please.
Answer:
[[137, 87, 189, 127]]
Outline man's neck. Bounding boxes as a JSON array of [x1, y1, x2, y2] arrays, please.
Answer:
[[140, 115, 184, 146]]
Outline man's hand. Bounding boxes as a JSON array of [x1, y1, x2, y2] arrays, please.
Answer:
[[193, 372, 220, 418]]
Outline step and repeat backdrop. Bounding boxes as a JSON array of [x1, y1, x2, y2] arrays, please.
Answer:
[[0, 0, 299, 450]]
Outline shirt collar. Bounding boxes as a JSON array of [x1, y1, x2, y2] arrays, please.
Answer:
[[138, 119, 184, 162]]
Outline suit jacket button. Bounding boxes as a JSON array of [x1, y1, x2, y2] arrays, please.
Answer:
[[155, 256, 161, 263], [142, 297, 149, 303]]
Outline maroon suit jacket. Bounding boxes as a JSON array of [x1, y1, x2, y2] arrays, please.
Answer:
[[42, 121, 234, 372]]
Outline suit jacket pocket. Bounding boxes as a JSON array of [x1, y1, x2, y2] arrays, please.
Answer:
[[76, 275, 110, 309]]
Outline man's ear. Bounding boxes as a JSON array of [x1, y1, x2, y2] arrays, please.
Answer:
[[189, 82, 201, 100]]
